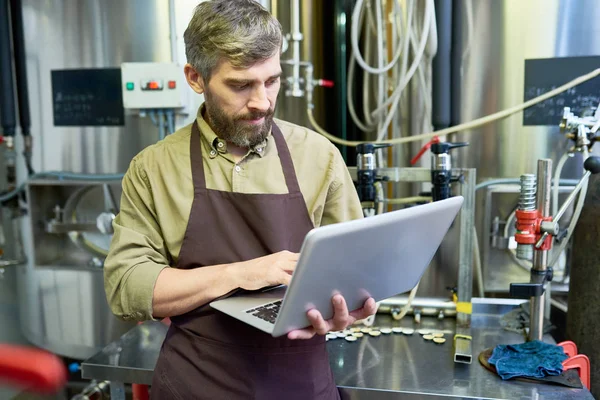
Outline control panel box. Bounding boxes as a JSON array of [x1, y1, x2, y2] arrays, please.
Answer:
[[121, 62, 184, 109]]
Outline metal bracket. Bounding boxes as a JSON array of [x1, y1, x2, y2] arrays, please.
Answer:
[[45, 220, 100, 234]]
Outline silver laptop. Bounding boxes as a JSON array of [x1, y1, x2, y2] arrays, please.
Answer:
[[210, 196, 464, 337]]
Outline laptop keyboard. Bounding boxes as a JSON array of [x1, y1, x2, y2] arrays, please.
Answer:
[[246, 300, 282, 324]]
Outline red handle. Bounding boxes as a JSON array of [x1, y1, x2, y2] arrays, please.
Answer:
[[410, 136, 440, 165], [0, 345, 67, 394], [316, 79, 335, 88]]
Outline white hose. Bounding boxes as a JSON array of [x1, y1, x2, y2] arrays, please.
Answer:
[[371, 0, 433, 124], [386, 196, 431, 205], [549, 178, 588, 268], [552, 152, 572, 217], [549, 149, 590, 269], [375, 181, 385, 216], [391, 281, 420, 321], [306, 68, 600, 147], [374, 1, 434, 142], [347, 6, 376, 132], [347, 0, 414, 136], [362, 24, 375, 127], [351, 0, 405, 75]]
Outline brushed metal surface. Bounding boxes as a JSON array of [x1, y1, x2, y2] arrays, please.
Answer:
[[22, 0, 172, 174], [13, 0, 199, 360], [455, 0, 600, 294], [81, 300, 593, 399], [271, 0, 328, 129]]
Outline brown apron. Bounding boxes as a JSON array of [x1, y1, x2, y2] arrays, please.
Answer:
[[150, 121, 340, 400]]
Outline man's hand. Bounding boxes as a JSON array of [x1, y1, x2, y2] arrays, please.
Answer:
[[234, 250, 299, 291], [287, 295, 377, 340]]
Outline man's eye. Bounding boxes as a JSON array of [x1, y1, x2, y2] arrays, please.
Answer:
[[266, 78, 279, 86], [232, 84, 248, 90]]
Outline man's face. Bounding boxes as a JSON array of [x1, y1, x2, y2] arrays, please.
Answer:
[[200, 53, 282, 148]]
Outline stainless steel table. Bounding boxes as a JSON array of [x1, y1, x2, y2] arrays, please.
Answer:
[[82, 299, 594, 399]]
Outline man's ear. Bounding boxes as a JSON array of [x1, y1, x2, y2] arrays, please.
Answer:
[[184, 64, 205, 94]]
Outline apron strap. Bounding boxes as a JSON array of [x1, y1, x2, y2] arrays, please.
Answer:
[[190, 121, 207, 190], [190, 120, 301, 194], [271, 122, 302, 194]]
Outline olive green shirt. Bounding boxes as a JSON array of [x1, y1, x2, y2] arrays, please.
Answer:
[[104, 106, 363, 321]]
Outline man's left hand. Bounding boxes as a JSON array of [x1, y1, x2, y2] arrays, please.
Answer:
[[287, 295, 377, 340]]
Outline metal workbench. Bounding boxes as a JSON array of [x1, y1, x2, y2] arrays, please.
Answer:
[[82, 299, 594, 399]]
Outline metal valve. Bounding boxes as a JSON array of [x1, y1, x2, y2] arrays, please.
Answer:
[[356, 143, 391, 203], [430, 141, 469, 201]]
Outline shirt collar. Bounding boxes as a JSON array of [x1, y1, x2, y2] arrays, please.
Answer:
[[196, 104, 270, 159]]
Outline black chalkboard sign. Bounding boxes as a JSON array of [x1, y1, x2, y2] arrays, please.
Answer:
[[523, 56, 600, 126], [51, 68, 125, 126]]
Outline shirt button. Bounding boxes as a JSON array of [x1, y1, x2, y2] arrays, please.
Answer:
[[257, 147, 263, 153], [235, 165, 241, 172], [210, 150, 216, 157], [217, 142, 224, 148]]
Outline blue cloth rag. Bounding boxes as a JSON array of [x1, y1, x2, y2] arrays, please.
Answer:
[[488, 340, 568, 380]]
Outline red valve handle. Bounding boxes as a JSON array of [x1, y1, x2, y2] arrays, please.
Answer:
[[317, 79, 335, 88], [0, 345, 67, 394], [410, 136, 440, 165]]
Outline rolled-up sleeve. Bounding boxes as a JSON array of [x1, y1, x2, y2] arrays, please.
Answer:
[[104, 157, 169, 321], [321, 148, 363, 226]]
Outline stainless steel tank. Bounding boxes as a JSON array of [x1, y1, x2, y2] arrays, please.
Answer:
[[273, 0, 600, 301], [271, 0, 331, 134], [454, 0, 600, 295], [16, 0, 179, 359]]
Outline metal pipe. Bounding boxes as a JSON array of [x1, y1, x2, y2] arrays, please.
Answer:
[[378, 296, 457, 311], [0, 0, 16, 137], [450, 0, 463, 126], [289, 0, 303, 97], [157, 110, 166, 141], [10, 0, 34, 175], [432, 0, 452, 130], [454, 330, 472, 364], [0, 259, 26, 267], [9, 0, 30, 136], [168, 0, 177, 63], [529, 159, 552, 342], [71, 380, 110, 400], [379, 296, 457, 318], [457, 169, 476, 327]]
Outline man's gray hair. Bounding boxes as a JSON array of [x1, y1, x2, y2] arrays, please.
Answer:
[[184, 0, 283, 82]]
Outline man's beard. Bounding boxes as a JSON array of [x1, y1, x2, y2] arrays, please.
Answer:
[[204, 92, 275, 148]]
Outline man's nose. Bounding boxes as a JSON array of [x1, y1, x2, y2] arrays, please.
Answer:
[[247, 86, 270, 112]]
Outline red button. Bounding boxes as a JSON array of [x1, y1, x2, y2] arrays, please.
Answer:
[[148, 81, 159, 90], [168, 80, 176, 89]]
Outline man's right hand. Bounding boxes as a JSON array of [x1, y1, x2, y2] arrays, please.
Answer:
[[234, 251, 299, 290]]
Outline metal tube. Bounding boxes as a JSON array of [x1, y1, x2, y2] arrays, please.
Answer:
[[432, 0, 452, 130], [457, 169, 476, 327], [168, 0, 177, 63], [0, 0, 16, 137], [378, 296, 457, 314], [454, 335, 473, 364], [157, 110, 166, 141], [529, 159, 552, 342], [9, 0, 31, 136], [290, 0, 303, 97], [450, 0, 463, 126]]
